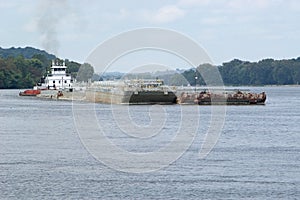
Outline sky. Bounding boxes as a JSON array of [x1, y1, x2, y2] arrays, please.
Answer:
[[1, 0, 300, 72]]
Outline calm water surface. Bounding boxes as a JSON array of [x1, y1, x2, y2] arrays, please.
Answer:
[[0, 86, 299, 199]]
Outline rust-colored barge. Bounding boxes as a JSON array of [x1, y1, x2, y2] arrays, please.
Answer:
[[177, 89, 266, 105]]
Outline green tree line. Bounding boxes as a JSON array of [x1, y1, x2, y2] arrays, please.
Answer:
[[0, 55, 47, 89], [180, 57, 300, 86]]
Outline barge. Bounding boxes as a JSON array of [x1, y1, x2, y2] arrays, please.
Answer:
[[19, 60, 267, 105], [19, 89, 41, 96], [86, 79, 177, 104], [177, 89, 266, 105]]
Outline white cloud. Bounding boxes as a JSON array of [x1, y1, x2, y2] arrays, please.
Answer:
[[178, 0, 212, 7], [100, 8, 131, 21], [227, 0, 270, 10], [178, 0, 274, 12], [200, 17, 229, 25], [144, 5, 185, 24]]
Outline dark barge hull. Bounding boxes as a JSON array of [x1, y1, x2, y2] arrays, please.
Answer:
[[86, 90, 177, 105], [198, 97, 266, 105], [128, 91, 177, 104]]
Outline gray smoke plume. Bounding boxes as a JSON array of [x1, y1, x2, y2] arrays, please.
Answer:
[[36, 0, 69, 55]]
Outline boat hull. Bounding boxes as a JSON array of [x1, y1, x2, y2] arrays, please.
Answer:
[[177, 90, 267, 105], [85, 90, 177, 105], [129, 91, 177, 104], [19, 89, 41, 96], [197, 92, 266, 105], [198, 98, 266, 105]]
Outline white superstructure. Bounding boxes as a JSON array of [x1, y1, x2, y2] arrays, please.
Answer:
[[44, 60, 73, 89]]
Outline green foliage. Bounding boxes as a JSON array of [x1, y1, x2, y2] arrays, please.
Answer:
[[169, 73, 189, 86], [31, 54, 51, 70], [0, 47, 56, 89], [183, 58, 300, 86], [76, 63, 94, 82], [65, 59, 81, 78], [0, 56, 44, 89]]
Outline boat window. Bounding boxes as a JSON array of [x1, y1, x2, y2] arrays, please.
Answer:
[[53, 68, 66, 71], [64, 80, 67, 83]]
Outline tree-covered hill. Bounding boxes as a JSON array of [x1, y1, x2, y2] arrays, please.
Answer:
[[0, 47, 56, 60], [218, 58, 300, 85]]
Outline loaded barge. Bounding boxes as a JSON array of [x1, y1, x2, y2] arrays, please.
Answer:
[[19, 60, 266, 105], [86, 79, 177, 104], [177, 89, 266, 105]]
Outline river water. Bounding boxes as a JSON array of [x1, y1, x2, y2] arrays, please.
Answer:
[[0, 86, 299, 199]]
